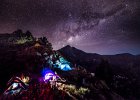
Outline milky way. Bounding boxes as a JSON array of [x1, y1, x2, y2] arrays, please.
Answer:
[[0, 0, 140, 54]]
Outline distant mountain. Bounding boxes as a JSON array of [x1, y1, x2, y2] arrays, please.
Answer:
[[58, 45, 101, 64], [58, 45, 140, 71]]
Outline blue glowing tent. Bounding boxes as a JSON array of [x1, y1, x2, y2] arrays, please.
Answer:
[[43, 51, 72, 71], [53, 56, 72, 71], [59, 64, 72, 71], [42, 68, 57, 82]]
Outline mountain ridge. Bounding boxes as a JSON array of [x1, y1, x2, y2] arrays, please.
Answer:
[[58, 45, 140, 72], [59, 45, 138, 56]]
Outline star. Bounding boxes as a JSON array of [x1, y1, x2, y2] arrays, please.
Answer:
[[0, 0, 140, 54]]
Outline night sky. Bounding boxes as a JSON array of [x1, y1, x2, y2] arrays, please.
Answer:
[[0, 0, 140, 54]]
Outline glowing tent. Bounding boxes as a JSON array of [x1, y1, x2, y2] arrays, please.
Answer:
[[34, 42, 41, 47], [43, 51, 72, 71], [59, 64, 72, 71], [54, 57, 72, 71], [4, 76, 29, 95], [42, 68, 57, 82]]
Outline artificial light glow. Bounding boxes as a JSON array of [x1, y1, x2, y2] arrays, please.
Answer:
[[44, 73, 54, 81]]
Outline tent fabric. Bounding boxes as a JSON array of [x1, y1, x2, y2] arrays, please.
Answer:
[[42, 68, 57, 82], [53, 57, 72, 71], [60, 64, 72, 71], [43, 51, 72, 71], [4, 77, 28, 95]]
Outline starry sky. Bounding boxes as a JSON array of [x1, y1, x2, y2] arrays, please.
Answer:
[[0, 0, 140, 55]]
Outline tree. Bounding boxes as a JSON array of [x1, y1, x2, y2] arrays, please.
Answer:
[[13, 29, 23, 37], [42, 37, 48, 44], [25, 31, 34, 41], [25, 31, 33, 38]]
